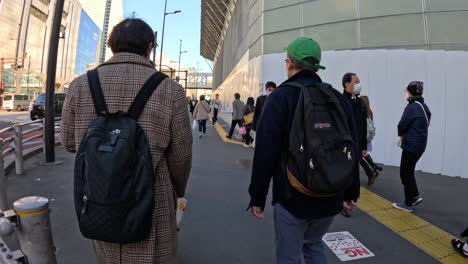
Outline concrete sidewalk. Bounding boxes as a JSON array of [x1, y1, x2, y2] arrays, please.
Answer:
[[3, 123, 468, 263]]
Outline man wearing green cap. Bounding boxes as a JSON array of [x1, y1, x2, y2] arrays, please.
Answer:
[[248, 37, 360, 263]]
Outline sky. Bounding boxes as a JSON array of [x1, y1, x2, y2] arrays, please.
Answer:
[[123, 0, 211, 72]]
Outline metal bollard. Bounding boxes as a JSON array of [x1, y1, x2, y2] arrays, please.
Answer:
[[0, 140, 8, 212], [13, 125, 24, 175], [14, 197, 56, 264]]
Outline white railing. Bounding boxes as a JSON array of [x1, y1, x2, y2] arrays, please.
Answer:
[[0, 119, 61, 264]]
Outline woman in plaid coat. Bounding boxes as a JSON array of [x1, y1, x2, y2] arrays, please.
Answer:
[[61, 19, 192, 263]]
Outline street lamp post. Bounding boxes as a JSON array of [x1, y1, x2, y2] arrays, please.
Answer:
[[153, 31, 158, 64], [158, 0, 181, 71], [178, 39, 187, 77]]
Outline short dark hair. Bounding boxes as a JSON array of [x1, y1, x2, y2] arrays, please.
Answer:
[[108, 18, 155, 56], [265, 81, 277, 90], [200, 95, 205, 101], [247, 97, 255, 106], [234, 93, 240, 99], [288, 54, 319, 71], [342, 72, 356, 88]]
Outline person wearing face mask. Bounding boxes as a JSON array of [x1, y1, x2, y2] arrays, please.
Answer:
[[341, 73, 368, 217], [253, 81, 277, 132], [393, 81, 431, 213]]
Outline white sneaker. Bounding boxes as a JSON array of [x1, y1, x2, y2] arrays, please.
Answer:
[[199, 133, 203, 138], [243, 144, 250, 148]]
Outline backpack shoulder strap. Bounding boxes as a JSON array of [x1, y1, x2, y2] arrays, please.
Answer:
[[87, 69, 108, 116], [128, 72, 168, 119]]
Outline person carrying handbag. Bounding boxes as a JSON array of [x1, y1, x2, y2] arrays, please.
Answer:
[[192, 95, 211, 138], [241, 97, 255, 148], [393, 81, 431, 213]]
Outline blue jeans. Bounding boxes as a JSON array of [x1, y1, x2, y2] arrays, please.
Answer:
[[274, 204, 334, 264], [198, 120, 207, 133]]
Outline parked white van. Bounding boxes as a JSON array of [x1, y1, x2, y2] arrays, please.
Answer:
[[2, 94, 31, 111]]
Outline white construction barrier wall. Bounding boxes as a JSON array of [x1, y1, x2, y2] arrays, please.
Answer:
[[217, 49, 468, 178]]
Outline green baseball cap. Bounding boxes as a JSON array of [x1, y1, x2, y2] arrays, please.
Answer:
[[283, 37, 326, 70]]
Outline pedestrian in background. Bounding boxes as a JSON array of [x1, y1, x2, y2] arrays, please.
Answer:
[[242, 97, 255, 148], [61, 18, 192, 263], [193, 95, 211, 138], [393, 81, 431, 213], [360, 94, 383, 185], [249, 37, 360, 264], [341, 73, 367, 217], [211, 93, 222, 124], [226, 93, 245, 140], [253, 81, 277, 132], [189, 95, 197, 114]]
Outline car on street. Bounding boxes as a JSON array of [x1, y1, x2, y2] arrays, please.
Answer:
[[29, 93, 67, 121], [2, 94, 31, 111]]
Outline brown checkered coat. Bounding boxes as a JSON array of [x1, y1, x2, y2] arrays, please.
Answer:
[[61, 53, 192, 263]]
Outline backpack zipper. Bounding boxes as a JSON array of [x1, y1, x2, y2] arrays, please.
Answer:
[[81, 195, 88, 214]]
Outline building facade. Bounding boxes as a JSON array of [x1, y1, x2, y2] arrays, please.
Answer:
[[78, 0, 123, 63], [0, 0, 82, 95], [201, 0, 468, 178], [75, 9, 100, 75]]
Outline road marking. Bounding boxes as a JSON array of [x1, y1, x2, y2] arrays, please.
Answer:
[[213, 122, 466, 263]]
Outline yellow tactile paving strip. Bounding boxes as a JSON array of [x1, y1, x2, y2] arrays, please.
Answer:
[[359, 188, 466, 263], [214, 123, 244, 145], [214, 122, 467, 263]]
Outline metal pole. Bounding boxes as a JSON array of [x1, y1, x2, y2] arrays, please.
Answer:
[[0, 59, 3, 88], [27, 56, 30, 95], [44, 0, 65, 163], [14, 196, 56, 264], [153, 31, 157, 64], [0, 140, 8, 211], [159, 0, 168, 71], [14, 124, 24, 175], [15, 0, 27, 69], [178, 39, 182, 75]]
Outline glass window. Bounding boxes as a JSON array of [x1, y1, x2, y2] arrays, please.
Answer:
[[35, 94, 45, 104], [3, 95, 12, 101], [30, 6, 48, 23], [56, 94, 66, 103]]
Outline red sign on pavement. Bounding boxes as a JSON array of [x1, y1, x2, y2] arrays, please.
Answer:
[[322, 231, 375, 261]]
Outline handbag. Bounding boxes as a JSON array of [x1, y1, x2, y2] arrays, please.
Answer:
[[192, 120, 197, 130], [243, 112, 254, 125], [239, 126, 247, 135]]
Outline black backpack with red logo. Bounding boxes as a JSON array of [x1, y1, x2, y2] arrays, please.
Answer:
[[286, 82, 356, 197]]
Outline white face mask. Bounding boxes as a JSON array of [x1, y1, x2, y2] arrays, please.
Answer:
[[353, 83, 362, 95]]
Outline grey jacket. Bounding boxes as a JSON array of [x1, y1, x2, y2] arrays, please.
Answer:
[[232, 99, 245, 120]]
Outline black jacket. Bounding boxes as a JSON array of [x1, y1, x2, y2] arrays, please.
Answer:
[[253, 95, 267, 131], [398, 97, 431, 154], [343, 91, 368, 152], [248, 70, 360, 219]]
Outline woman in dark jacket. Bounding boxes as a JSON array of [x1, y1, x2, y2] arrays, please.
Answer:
[[393, 81, 431, 213], [242, 97, 255, 148]]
